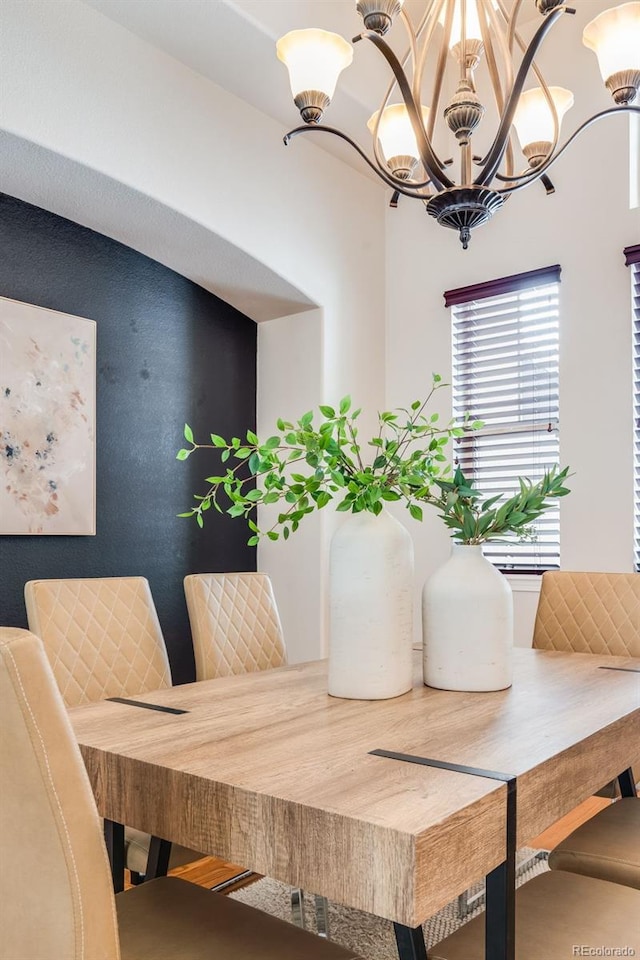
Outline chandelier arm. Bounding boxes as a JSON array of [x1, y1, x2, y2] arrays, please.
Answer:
[[506, 0, 526, 55], [358, 29, 454, 190], [493, 105, 640, 193], [368, 5, 436, 184], [477, 0, 514, 178], [460, 0, 467, 81], [426, 0, 455, 142], [283, 125, 434, 198], [399, 7, 418, 75], [474, 5, 570, 187], [495, 0, 560, 164], [412, 0, 448, 109]]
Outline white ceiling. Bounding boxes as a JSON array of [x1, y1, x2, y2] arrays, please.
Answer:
[[81, 0, 615, 178]]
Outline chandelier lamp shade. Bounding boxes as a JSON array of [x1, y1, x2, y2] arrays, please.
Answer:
[[276, 1, 640, 249]]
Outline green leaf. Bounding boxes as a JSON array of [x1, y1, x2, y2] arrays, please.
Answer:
[[264, 436, 281, 450], [246, 430, 259, 445], [221, 449, 230, 462], [339, 396, 351, 415], [183, 424, 194, 443], [249, 452, 260, 474], [267, 531, 279, 541], [210, 434, 227, 447], [247, 535, 259, 546], [319, 405, 336, 419], [176, 448, 190, 461], [196, 513, 204, 529], [409, 504, 423, 522], [177, 511, 194, 518]]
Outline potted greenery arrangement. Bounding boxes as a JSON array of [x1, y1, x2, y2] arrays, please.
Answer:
[[177, 375, 467, 699], [177, 376, 570, 698], [421, 464, 570, 692]]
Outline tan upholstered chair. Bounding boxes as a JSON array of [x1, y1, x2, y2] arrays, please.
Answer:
[[24, 576, 200, 880], [184, 572, 286, 681], [548, 797, 640, 889], [532, 570, 640, 887], [183, 572, 330, 934], [430, 871, 639, 959], [532, 570, 639, 658], [0, 627, 361, 960]]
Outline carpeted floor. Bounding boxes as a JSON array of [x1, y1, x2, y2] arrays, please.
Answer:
[[230, 849, 549, 958]]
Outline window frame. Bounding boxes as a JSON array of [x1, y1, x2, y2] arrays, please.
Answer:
[[445, 265, 562, 575]]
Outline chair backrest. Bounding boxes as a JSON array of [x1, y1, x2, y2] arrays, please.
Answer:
[[533, 571, 640, 657], [0, 628, 120, 960], [24, 577, 172, 707], [184, 572, 287, 680]]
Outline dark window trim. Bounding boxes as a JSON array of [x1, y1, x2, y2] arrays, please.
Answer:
[[624, 244, 640, 266], [444, 265, 562, 308]]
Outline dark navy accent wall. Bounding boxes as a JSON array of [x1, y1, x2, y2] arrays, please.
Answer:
[[0, 195, 256, 683]]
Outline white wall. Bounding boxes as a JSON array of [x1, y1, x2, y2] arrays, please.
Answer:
[[0, 0, 387, 661], [386, 6, 639, 648]]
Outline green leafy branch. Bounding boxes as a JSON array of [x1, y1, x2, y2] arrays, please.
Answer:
[[426, 464, 571, 545], [176, 375, 466, 543]]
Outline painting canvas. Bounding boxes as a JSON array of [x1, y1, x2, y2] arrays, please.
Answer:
[[0, 297, 96, 535]]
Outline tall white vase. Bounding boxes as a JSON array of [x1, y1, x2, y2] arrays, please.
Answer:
[[422, 544, 513, 692], [328, 509, 414, 700]]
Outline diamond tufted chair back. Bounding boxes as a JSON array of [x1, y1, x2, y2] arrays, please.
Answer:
[[24, 577, 172, 708], [533, 571, 640, 657], [0, 628, 120, 960], [184, 572, 286, 680]]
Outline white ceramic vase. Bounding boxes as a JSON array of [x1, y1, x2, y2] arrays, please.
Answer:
[[422, 543, 513, 692], [328, 508, 414, 700]]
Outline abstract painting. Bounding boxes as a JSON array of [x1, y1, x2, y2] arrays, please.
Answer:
[[0, 297, 96, 535]]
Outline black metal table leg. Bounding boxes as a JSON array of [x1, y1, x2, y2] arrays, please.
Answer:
[[485, 777, 517, 960], [394, 923, 428, 960], [103, 819, 125, 893], [144, 837, 172, 880], [370, 750, 519, 960], [618, 766, 638, 797]]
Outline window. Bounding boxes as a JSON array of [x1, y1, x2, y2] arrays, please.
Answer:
[[445, 265, 561, 572], [626, 244, 640, 570]]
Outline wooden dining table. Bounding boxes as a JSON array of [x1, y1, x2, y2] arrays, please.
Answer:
[[70, 648, 640, 960]]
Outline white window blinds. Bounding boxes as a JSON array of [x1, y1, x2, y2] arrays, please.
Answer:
[[626, 245, 640, 570], [446, 266, 561, 572]]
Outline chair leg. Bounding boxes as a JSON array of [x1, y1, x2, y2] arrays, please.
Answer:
[[128, 871, 144, 886], [290, 888, 306, 928]]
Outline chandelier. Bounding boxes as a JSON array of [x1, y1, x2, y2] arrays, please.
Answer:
[[276, 1, 640, 248]]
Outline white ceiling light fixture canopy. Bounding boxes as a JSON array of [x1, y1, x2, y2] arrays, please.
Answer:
[[276, 0, 640, 249]]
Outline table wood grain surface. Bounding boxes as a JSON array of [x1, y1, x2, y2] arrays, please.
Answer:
[[70, 648, 640, 927]]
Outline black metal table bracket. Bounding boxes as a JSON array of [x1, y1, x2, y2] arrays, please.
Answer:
[[106, 696, 188, 715], [370, 749, 517, 960], [598, 666, 640, 674]]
